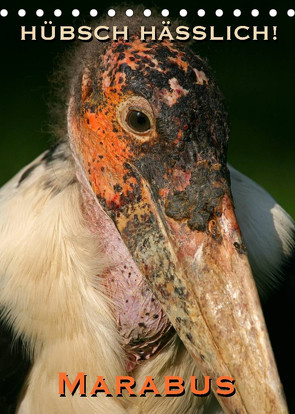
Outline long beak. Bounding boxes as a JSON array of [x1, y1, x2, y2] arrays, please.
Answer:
[[114, 168, 288, 414]]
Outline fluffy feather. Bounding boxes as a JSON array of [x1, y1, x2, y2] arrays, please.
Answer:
[[0, 143, 128, 413], [1, 142, 294, 413]]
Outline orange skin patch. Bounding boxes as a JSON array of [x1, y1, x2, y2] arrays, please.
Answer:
[[79, 115, 136, 209], [77, 69, 138, 210], [103, 38, 152, 71], [101, 37, 183, 76]]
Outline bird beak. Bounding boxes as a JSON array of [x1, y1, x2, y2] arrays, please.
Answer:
[[112, 163, 288, 413]]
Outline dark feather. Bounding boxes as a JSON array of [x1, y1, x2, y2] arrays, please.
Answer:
[[262, 230, 295, 413], [0, 320, 30, 414]]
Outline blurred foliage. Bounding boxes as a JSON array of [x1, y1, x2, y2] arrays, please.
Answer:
[[0, 1, 294, 218]]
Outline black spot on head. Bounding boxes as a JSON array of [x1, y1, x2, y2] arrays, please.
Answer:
[[115, 43, 128, 53], [118, 63, 134, 76]]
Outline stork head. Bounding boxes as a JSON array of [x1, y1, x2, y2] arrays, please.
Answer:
[[67, 16, 288, 414]]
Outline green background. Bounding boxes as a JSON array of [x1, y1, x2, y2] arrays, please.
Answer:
[[0, 1, 294, 218]]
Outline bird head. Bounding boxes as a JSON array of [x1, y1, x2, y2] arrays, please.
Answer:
[[67, 16, 288, 414]]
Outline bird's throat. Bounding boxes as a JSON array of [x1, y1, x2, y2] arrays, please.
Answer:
[[79, 180, 174, 372]]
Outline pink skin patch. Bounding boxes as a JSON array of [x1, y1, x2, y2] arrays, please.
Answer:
[[193, 68, 209, 85], [160, 77, 189, 107], [172, 168, 192, 191]]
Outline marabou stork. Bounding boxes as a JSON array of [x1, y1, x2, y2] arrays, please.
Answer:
[[0, 11, 294, 414]]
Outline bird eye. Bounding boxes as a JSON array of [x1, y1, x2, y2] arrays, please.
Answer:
[[126, 110, 151, 133], [117, 96, 155, 141]]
